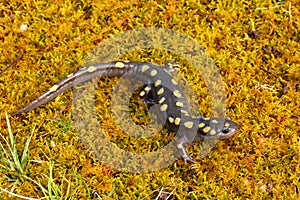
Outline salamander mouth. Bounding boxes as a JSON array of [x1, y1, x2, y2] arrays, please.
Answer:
[[219, 129, 238, 139]]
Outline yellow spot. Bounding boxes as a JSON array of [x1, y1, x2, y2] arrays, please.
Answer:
[[225, 122, 230, 127], [181, 110, 188, 114], [203, 126, 211, 133], [88, 66, 97, 72], [150, 69, 157, 76], [174, 117, 181, 125], [67, 73, 74, 78], [115, 62, 125, 68], [210, 129, 217, 135], [173, 90, 182, 98], [139, 91, 145, 97], [160, 104, 168, 111], [168, 117, 174, 123], [49, 85, 59, 92], [198, 123, 205, 128], [176, 101, 183, 107], [177, 143, 183, 149], [141, 65, 150, 72], [154, 79, 161, 87], [157, 88, 164, 95], [158, 97, 165, 104], [181, 110, 189, 116], [144, 86, 151, 91], [204, 117, 210, 120], [124, 60, 130, 63], [171, 79, 178, 85], [211, 119, 218, 124], [184, 121, 194, 129]]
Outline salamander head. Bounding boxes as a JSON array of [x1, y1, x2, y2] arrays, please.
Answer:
[[196, 116, 238, 140]]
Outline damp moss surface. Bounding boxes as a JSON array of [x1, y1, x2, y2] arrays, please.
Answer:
[[0, 0, 299, 199]]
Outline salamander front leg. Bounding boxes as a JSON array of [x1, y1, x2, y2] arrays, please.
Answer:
[[139, 84, 156, 106], [176, 136, 196, 164]]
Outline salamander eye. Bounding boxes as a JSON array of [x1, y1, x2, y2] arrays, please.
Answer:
[[222, 128, 229, 134]]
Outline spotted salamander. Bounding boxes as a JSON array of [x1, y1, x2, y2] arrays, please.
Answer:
[[12, 61, 238, 163]]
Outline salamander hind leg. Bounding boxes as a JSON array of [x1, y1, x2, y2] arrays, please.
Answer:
[[164, 59, 179, 74]]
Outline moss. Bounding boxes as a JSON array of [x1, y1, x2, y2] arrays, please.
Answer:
[[1, 0, 299, 199]]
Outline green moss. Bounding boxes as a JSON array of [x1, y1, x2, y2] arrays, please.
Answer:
[[1, 0, 299, 199]]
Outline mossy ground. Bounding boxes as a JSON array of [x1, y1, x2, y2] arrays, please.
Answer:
[[0, 0, 299, 199]]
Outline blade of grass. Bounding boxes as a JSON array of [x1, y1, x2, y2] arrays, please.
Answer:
[[0, 186, 41, 200], [21, 130, 34, 169], [6, 112, 23, 173], [68, 173, 91, 198], [2, 112, 34, 174]]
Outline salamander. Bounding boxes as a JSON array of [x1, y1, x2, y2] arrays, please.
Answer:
[[12, 61, 238, 163]]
